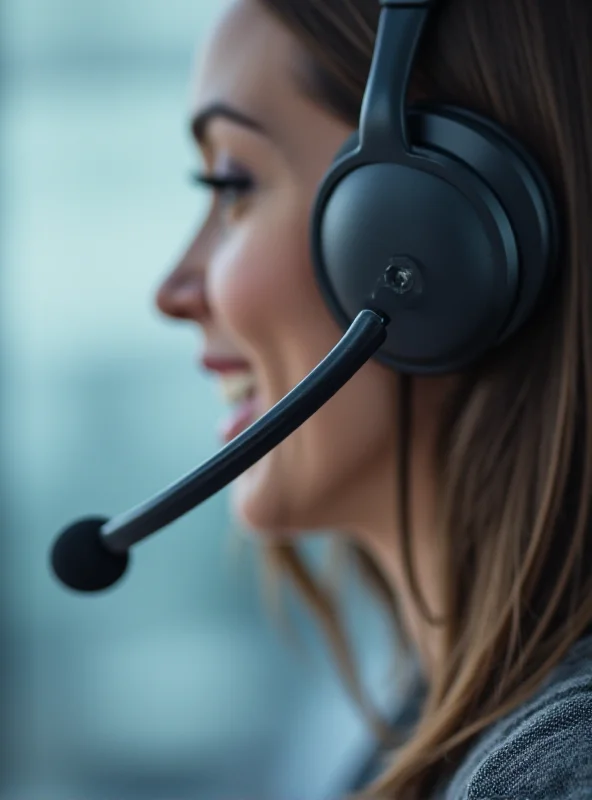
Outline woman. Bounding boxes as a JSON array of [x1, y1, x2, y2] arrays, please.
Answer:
[[155, 0, 592, 797]]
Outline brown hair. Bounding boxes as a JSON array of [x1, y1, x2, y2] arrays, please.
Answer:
[[254, 0, 592, 797]]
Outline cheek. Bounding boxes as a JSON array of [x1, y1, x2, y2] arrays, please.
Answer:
[[207, 202, 321, 351]]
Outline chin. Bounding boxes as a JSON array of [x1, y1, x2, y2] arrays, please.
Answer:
[[229, 457, 326, 538]]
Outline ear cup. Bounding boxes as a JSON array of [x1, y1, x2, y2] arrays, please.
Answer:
[[332, 131, 360, 164], [412, 104, 559, 342], [311, 104, 557, 374]]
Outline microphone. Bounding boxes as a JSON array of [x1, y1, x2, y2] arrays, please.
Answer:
[[50, 309, 389, 593]]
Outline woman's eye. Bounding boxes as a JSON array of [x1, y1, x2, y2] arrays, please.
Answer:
[[190, 171, 254, 215]]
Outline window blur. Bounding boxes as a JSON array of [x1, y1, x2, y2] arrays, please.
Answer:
[[0, 2, 400, 798]]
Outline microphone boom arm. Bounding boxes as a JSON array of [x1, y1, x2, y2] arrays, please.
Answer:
[[100, 308, 388, 554]]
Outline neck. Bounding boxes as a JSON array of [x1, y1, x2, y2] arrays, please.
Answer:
[[354, 429, 445, 682]]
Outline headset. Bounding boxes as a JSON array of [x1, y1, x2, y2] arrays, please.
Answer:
[[50, 0, 559, 593]]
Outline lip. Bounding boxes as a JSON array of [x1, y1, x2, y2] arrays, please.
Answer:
[[200, 356, 253, 374]]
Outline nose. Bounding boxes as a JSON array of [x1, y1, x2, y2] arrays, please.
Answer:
[[155, 237, 210, 323]]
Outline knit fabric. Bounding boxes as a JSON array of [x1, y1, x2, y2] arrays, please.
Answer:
[[435, 633, 592, 799]]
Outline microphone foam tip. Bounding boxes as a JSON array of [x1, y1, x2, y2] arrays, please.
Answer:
[[50, 516, 129, 592]]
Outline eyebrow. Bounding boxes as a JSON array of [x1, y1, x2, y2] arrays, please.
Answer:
[[190, 102, 269, 145]]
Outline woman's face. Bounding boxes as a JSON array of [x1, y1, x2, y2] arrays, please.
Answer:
[[156, 0, 398, 538]]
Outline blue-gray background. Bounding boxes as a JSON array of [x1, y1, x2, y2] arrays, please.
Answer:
[[0, 2, 401, 797]]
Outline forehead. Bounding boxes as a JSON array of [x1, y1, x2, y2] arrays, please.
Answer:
[[191, 0, 300, 129]]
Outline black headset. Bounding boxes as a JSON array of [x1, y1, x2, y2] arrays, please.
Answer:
[[312, 0, 559, 375], [50, 0, 561, 593]]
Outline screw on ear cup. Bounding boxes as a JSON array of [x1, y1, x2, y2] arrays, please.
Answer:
[[311, 105, 557, 374]]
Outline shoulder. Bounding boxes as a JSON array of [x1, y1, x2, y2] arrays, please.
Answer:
[[442, 637, 592, 800], [464, 685, 592, 799]]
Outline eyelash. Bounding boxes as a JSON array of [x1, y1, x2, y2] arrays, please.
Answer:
[[190, 171, 254, 201]]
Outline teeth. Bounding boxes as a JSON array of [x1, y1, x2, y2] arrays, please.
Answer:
[[218, 371, 257, 404]]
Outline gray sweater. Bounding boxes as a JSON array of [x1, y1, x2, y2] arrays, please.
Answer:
[[434, 632, 592, 799]]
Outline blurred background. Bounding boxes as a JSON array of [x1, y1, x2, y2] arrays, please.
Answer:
[[0, 1, 404, 797]]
